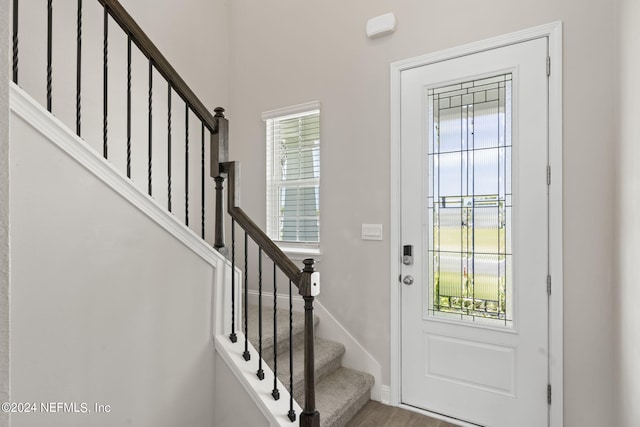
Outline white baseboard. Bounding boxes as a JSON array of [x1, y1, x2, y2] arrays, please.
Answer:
[[247, 290, 384, 402], [380, 385, 391, 405]]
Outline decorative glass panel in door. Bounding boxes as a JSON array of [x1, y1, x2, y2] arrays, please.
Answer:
[[428, 73, 513, 327]]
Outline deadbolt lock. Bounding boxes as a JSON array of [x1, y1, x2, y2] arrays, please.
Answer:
[[403, 244, 414, 265]]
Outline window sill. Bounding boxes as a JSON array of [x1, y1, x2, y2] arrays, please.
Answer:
[[276, 244, 323, 262]]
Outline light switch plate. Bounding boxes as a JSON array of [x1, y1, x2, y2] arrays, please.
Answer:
[[362, 224, 383, 241]]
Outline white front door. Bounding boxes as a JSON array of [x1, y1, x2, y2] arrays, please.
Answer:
[[400, 37, 549, 427]]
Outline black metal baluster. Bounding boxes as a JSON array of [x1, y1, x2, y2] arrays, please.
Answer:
[[288, 279, 296, 422], [102, 6, 108, 158], [272, 262, 280, 400], [76, 0, 81, 136], [147, 60, 153, 196], [229, 219, 237, 343], [243, 231, 250, 361], [213, 175, 225, 252], [185, 104, 189, 226], [167, 83, 172, 212], [201, 122, 205, 239], [257, 248, 265, 380], [46, 0, 52, 112], [12, 0, 18, 84], [126, 34, 132, 178]]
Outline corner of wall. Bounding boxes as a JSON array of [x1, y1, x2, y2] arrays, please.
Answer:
[[612, 4, 622, 427], [0, 0, 11, 424], [613, 1, 640, 425]]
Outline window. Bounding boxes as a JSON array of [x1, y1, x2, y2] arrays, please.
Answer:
[[263, 102, 320, 254], [427, 74, 512, 326]]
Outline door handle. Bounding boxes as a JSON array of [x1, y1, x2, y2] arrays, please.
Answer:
[[402, 275, 414, 285]]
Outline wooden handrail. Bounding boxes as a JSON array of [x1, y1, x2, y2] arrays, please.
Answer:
[[221, 161, 303, 286], [97, 0, 219, 134]]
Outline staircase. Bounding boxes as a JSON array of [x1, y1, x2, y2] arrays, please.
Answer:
[[11, 1, 376, 425], [247, 304, 374, 427]]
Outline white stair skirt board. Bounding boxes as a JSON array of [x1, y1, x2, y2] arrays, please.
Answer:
[[247, 290, 384, 402], [215, 334, 302, 427], [9, 83, 228, 271], [214, 264, 244, 338]]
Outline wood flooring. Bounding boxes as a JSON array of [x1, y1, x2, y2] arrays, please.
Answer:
[[345, 401, 459, 427]]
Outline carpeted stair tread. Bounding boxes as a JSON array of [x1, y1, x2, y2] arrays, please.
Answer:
[[247, 304, 319, 361], [268, 338, 345, 400], [315, 367, 375, 427]]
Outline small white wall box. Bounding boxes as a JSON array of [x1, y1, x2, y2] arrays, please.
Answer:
[[366, 13, 396, 39], [362, 224, 383, 241]]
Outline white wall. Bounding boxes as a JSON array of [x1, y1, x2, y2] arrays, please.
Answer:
[[0, 0, 12, 425], [119, 0, 229, 113], [615, 0, 640, 426], [9, 110, 217, 427], [213, 352, 269, 427], [227, 1, 617, 426]]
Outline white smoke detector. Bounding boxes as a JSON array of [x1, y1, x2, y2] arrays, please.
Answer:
[[366, 13, 396, 39]]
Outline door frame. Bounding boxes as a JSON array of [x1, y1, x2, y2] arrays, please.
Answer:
[[389, 21, 563, 426]]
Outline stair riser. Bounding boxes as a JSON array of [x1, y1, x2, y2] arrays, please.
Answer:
[[323, 387, 370, 427], [260, 328, 304, 361], [292, 353, 342, 402], [314, 367, 375, 427], [246, 308, 318, 361], [266, 344, 344, 401]]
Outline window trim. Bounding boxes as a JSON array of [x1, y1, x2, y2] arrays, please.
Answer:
[[261, 101, 321, 122], [263, 101, 322, 260]]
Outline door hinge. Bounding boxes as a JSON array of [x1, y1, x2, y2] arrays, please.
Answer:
[[547, 165, 551, 186], [547, 384, 552, 405], [547, 56, 551, 77], [547, 275, 552, 295]]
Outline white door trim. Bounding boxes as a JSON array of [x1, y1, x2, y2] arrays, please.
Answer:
[[389, 21, 563, 426]]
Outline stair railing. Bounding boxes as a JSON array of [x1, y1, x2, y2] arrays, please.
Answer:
[[11, 0, 226, 228], [10, 0, 319, 425], [216, 159, 320, 426]]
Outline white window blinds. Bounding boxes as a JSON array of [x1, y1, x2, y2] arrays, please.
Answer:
[[265, 105, 320, 244]]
